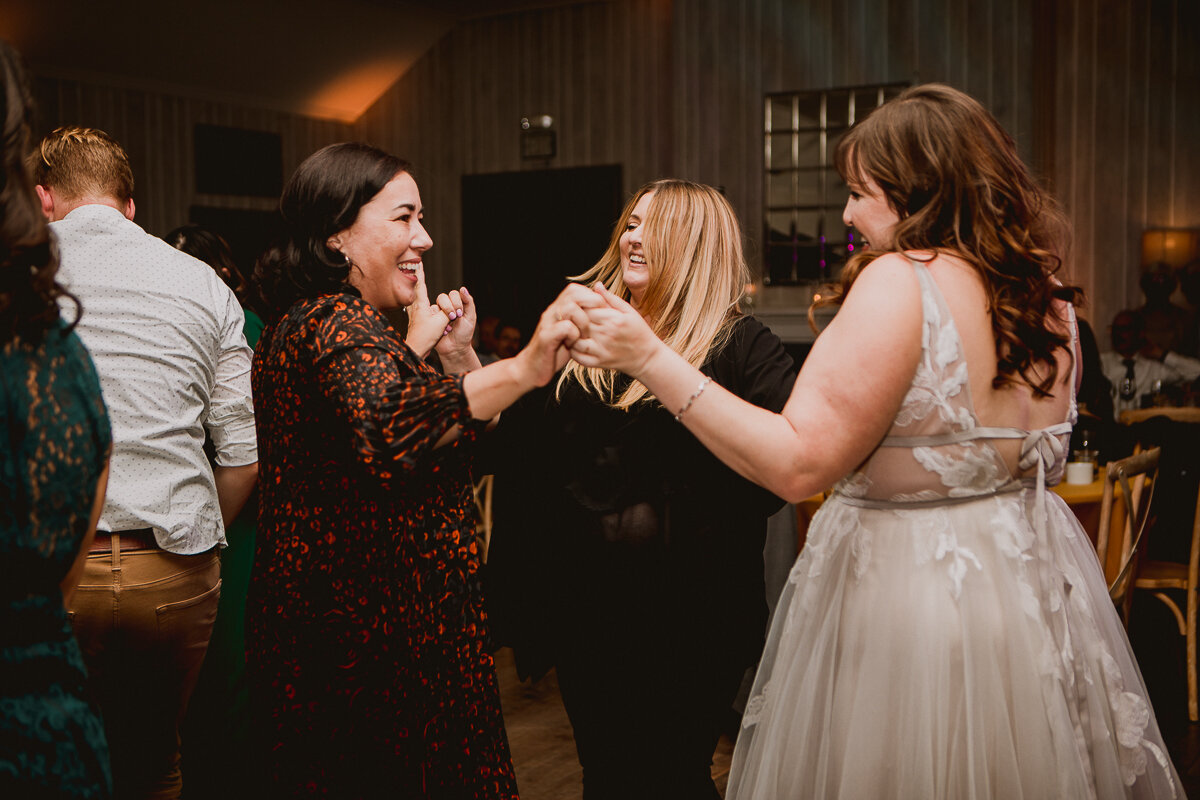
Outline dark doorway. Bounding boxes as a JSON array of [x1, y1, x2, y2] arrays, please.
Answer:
[[462, 165, 624, 342]]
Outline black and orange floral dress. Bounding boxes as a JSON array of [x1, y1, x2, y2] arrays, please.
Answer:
[[246, 293, 517, 799]]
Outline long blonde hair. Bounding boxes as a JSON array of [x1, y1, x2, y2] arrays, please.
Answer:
[[557, 179, 748, 409]]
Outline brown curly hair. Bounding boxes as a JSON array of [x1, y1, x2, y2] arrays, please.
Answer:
[[0, 40, 77, 345], [823, 83, 1081, 397]]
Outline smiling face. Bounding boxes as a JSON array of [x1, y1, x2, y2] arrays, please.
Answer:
[[842, 172, 900, 252], [620, 190, 653, 306], [330, 171, 432, 311]]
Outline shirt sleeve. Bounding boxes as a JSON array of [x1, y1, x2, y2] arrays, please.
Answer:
[[206, 286, 258, 467], [716, 315, 799, 413], [309, 298, 477, 488], [1164, 351, 1200, 382]]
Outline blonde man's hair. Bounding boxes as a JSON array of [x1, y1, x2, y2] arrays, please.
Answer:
[[557, 179, 748, 409], [32, 126, 134, 204]]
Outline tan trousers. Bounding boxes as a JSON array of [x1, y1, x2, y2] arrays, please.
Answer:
[[69, 539, 220, 800]]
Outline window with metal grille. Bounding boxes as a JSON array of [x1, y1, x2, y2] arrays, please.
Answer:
[[763, 83, 907, 286]]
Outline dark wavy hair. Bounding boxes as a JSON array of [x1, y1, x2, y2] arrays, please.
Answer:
[[0, 40, 78, 345], [254, 142, 410, 317], [823, 83, 1081, 397], [165, 223, 257, 310]]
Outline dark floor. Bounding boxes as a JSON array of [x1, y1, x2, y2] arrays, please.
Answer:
[[1129, 594, 1200, 796], [495, 648, 735, 800], [498, 593, 1200, 799]]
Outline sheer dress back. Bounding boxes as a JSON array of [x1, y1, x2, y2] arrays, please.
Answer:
[[726, 261, 1182, 800]]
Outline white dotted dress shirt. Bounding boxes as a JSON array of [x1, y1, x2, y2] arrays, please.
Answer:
[[54, 204, 257, 554]]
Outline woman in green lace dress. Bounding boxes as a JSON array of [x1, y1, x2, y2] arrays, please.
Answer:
[[0, 39, 113, 799]]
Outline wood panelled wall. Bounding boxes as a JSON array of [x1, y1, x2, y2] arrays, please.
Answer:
[[356, 0, 1196, 338], [28, 0, 1194, 339], [32, 77, 353, 238], [354, 0, 1042, 306], [1050, 0, 1200, 334]]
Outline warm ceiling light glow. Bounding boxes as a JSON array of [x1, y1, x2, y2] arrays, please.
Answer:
[[303, 56, 411, 123]]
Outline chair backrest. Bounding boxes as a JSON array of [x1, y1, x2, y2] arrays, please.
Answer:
[[473, 473, 495, 562], [1095, 447, 1161, 624]]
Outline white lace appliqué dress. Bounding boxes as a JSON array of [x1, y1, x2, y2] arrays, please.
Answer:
[[728, 262, 1182, 799]]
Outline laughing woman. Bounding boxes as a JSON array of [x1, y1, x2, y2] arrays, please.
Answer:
[[247, 143, 582, 798], [484, 179, 797, 800]]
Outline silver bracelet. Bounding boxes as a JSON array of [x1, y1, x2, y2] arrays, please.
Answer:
[[674, 377, 712, 422]]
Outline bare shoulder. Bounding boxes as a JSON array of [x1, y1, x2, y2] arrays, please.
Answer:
[[842, 252, 922, 307]]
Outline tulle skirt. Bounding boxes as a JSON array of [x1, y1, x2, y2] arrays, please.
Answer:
[[727, 490, 1182, 799]]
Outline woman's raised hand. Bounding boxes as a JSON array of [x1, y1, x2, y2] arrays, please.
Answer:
[[569, 283, 665, 377], [433, 285, 477, 364], [404, 265, 452, 358]]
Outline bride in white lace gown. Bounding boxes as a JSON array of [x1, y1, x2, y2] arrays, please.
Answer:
[[570, 83, 1181, 799]]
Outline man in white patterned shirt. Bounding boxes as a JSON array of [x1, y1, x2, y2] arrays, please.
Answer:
[[34, 126, 258, 800]]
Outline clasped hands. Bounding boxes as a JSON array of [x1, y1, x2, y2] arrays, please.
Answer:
[[530, 282, 661, 380]]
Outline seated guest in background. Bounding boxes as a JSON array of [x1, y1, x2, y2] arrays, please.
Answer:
[[164, 223, 260, 797], [483, 179, 796, 800], [494, 319, 523, 359], [1180, 257, 1200, 358], [1134, 260, 1190, 355], [0, 40, 113, 800], [1100, 308, 1200, 421], [476, 313, 501, 363], [248, 142, 583, 798], [1070, 316, 1115, 462], [33, 126, 258, 800]]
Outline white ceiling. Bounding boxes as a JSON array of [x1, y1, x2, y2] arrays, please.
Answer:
[[3, 0, 581, 123]]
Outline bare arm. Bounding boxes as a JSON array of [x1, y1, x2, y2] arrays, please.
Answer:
[[214, 463, 258, 527], [62, 459, 109, 606], [573, 255, 923, 502]]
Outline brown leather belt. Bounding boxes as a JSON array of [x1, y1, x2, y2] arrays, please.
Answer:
[[91, 528, 157, 553]]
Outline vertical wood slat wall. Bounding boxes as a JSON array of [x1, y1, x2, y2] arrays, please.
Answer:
[[1053, 0, 1199, 334], [27, 0, 1197, 338], [32, 76, 353, 239], [355, 0, 1196, 336], [355, 0, 1044, 300]]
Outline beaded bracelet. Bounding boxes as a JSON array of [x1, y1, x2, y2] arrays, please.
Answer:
[[674, 376, 712, 422]]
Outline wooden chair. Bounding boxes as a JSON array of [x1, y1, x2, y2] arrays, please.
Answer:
[[1118, 407, 1200, 720], [473, 474, 495, 562], [1094, 448, 1161, 627]]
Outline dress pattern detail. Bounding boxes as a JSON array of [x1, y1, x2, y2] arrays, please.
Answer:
[[727, 262, 1181, 799], [247, 294, 516, 798], [0, 323, 112, 799]]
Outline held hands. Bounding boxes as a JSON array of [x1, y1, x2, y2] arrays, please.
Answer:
[[568, 283, 664, 377], [511, 283, 601, 388]]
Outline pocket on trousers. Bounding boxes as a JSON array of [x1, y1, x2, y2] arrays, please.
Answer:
[[156, 578, 222, 645]]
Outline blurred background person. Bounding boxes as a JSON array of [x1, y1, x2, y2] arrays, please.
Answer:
[[1100, 309, 1200, 422], [484, 179, 796, 800], [164, 223, 260, 798], [247, 142, 582, 798], [0, 38, 113, 800], [476, 313, 501, 364], [165, 223, 264, 346], [1134, 260, 1190, 356], [493, 319, 523, 359]]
